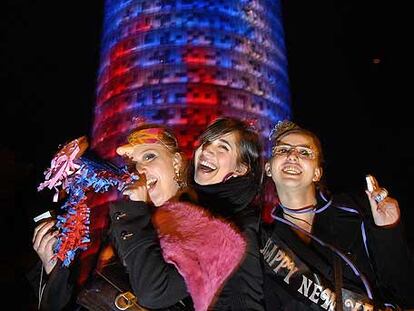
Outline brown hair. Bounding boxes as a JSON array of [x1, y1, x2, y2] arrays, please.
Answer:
[[196, 117, 264, 188], [269, 120, 327, 193], [269, 120, 324, 167]]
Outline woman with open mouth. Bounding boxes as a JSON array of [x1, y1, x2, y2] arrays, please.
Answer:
[[108, 123, 249, 311], [260, 120, 414, 310], [31, 123, 249, 311], [190, 117, 266, 310]]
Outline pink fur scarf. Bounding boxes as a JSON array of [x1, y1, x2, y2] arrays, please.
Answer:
[[152, 201, 246, 311]]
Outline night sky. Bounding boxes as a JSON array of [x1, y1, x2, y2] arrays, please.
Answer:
[[2, 1, 412, 308]]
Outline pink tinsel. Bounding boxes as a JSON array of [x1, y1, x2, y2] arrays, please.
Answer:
[[37, 136, 137, 266], [37, 138, 83, 202]]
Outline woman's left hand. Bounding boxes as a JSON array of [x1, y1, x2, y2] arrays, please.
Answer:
[[365, 176, 400, 227]]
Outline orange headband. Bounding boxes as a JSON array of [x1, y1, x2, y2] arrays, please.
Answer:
[[127, 128, 164, 145]]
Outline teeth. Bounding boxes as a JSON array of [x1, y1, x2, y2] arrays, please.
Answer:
[[200, 160, 217, 170], [146, 178, 157, 189], [282, 166, 301, 174]]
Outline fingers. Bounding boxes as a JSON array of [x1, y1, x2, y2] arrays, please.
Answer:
[[37, 230, 58, 254], [377, 196, 394, 207], [33, 220, 56, 250], [382, 197, 400, 212], [33, 221, 59, 273], [365, 176, 401, 226], [375, 196, 401, 226], [123, 184, 148, 202], [121, 173, 146, 192], [366, 188, 388, 204], [374, 188, 388, 203], [33, 221, 46, 244], [33, 220, 53, 243], [122, 173, 148, 202], [365, 174, 389, 204]]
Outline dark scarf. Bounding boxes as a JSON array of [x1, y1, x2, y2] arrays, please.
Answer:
[[191, 174, 258, 218]]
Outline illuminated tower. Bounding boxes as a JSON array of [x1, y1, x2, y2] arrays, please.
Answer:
[[92, 0, 291, 159]]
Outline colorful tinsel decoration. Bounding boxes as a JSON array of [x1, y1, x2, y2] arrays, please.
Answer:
[[37, 136, 138, 267]]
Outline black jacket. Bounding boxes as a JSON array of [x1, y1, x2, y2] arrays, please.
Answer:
[[261, 191, 414, 310], [192, 175, 266, 310], [27, 257, 87, 311], [110, 175, 266, 311], [109, 199, 193, 310]]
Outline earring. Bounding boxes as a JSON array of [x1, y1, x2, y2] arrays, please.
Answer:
[[312, 169, 321, 182], [173, 165, 186, 189], [312, 174, 320, 182]]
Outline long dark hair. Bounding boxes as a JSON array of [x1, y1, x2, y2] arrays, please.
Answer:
[[195, 117, 264, 190]]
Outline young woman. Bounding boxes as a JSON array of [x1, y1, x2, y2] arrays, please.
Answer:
[[261, 120, 414, 310], [31, 124, 247, 311], [108, 123, 248, 311], [190, 117, 266, 310]]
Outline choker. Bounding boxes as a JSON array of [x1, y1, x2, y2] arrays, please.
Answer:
[[278, 192, 332, 214]]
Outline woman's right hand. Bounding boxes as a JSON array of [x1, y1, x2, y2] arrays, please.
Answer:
[[32, 220, 58, 274], [122, 175, 148, 202]]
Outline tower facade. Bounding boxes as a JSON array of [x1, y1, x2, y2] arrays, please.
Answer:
[[92, 0, 291, 159]]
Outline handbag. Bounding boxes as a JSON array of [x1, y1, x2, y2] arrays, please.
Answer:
[[76, 245, 193, 311], [77, 258, 148, 311]]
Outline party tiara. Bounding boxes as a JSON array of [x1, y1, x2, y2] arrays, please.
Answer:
[[269, 120, 301, 141]]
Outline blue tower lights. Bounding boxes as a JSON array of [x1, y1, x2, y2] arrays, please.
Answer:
[[92, 0, 291, 159]]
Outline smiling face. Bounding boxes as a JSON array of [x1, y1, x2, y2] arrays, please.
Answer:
[[194, 131, 247, 185], [126, 143, 181, 206], [265, 132, 322, 191]]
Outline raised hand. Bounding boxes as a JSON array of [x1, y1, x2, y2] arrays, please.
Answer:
[[365, 175, 400, 227], [122, 174, 148, 203]]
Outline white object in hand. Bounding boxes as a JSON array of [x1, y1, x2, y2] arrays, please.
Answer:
[[365, 175, 376, 193], [33, 210, 54, 223]]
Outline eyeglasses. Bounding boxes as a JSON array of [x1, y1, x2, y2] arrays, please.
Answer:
[[272, 144, 317, 160]]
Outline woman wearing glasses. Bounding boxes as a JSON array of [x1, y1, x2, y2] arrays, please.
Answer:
[[260, 120, 414, 310]]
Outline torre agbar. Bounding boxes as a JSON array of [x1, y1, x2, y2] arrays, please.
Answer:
[[92, 0, 291, 160]]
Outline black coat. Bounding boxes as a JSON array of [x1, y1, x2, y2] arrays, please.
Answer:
[[192, 175, 265, 310], [109, 199, 193, 310], [29, 174, 265, 311], [27, 261, 83, 311], [27, 197, 193, 311], [261, 191, 414, 310], [110, 175, 266, 310]]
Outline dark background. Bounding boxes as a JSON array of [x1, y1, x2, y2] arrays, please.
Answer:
[[2, 1, 412, 309]]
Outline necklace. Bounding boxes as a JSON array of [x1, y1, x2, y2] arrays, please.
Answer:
[[282, 212, 313, 228], [278, 192, 333, 215], [280, 203, 316, 214]]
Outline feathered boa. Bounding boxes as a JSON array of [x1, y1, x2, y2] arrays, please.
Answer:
[[153, 201, 247, 311], [37, 136, 138, 266]]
